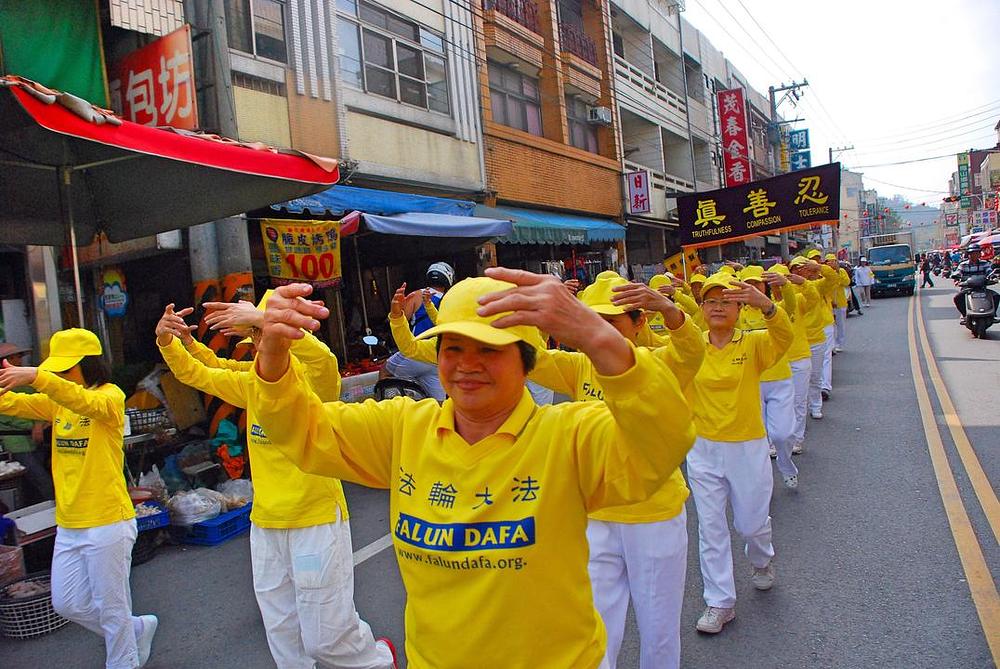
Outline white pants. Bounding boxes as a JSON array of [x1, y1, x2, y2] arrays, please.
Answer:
[[761, 378, 797, 478], [587, 511, 687, 669], [250, 518, 394, 669], [808, 340, 826, 413], [52, 519, 142, 669], [790, 358, 812, 446], [834, 307, 847, 350], [687, 437, 775, 609], [822, 324, 835, 392]]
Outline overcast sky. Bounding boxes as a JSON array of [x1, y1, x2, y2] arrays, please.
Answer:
[[682, 0, 1000, 204]]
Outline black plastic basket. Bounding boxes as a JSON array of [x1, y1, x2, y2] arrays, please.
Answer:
[[126, 408, 170, 434]]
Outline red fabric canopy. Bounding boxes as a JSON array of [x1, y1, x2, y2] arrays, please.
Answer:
[[0, 76, 339, 246]]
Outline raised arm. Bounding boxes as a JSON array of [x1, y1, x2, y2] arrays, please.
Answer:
[[158, 337, 250, 409], [571, 347, 695, 511], [649, 314, 705, 389], [33, 373, 124, 426], [388, 284, 438, 364], [0, 369, 56, 422]]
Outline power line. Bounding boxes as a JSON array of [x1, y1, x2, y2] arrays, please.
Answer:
[[848, 152, 968, 168], [851, 117, 1000, 151], [848, 125, 1000, 159], [849, 98, 1000, 141], [861, 176, 949, 194]]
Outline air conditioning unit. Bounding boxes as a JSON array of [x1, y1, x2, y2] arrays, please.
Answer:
[[587, 106, 613, 126]]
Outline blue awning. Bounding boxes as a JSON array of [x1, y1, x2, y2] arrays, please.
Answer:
[[273, 184, 476, 217], [362, 212, 511, 238], [476, 205, 624, 245]]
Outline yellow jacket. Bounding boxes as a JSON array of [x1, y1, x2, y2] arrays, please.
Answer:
[[831, 267, 851, 309], [159, 337, 348, 527], [804, 264, 838, 344], [740, 290, 797, 382], [247, 348, 694, 669], [689, 307, 794, 441], [784, 282, 820, 362], [529, 315, 703, 523], [0, 374, 132, 528]]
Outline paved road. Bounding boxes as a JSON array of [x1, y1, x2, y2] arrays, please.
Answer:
[[2, 286, 997, 668]]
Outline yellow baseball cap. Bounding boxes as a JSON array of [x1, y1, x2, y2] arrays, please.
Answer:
[[806, 249, 822, 259], [648, 274, 672, 291], [824, 253, 838, 261], [416, 277, 542, 346], [789, 256, 811, 268], [700, 273, 737, 298], [38, 328, 102, 372], [238, 290, 275, 344], [579, 271, 629, 316], [770, 263, 790, 276], [718, 265, 737, 276], [739, 265, 764, 283], [689, 273, 707, 284]]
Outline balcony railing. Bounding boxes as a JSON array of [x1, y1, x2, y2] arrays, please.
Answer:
[[559, 21, 598, 66], [483, 0, 539, 34]]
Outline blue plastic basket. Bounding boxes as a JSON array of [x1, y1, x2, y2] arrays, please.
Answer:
[[135, 503, 169, 533], [179, 503, 251, 546]]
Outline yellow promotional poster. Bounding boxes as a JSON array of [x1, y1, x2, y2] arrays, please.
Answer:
[[100, 266, 128, 317], [260, 219, 342, 287], [664, 249, 701, 280]]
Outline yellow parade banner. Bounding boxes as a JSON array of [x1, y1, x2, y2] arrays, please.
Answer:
[[260, 218, 342, 287]]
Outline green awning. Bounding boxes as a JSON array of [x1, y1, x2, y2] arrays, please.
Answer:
[[476, 205, 624, 245]]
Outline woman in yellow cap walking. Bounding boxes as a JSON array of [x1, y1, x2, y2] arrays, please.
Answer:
[[244, 269, 695, 669], [684, 274, 793, 634], [826, 253, 851, 354], [154, 300, 398, 669], [0, 329, 158, 669]]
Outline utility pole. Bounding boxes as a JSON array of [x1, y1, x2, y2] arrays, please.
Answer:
[[769, 80, 808, 260]]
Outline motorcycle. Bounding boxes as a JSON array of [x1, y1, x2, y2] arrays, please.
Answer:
[[958, 272, 1000, 339], [362, 334, 432, 401]]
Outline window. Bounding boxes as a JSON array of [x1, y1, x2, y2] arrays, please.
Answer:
[[226, 0, 288, 63], [488, 61, 541, 136], [337, 1, 450, 114], [612, 31, 624, 59], [566, 95, 598, 153]]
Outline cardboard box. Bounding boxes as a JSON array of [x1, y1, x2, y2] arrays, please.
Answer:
[[7, 500, 56, 535]]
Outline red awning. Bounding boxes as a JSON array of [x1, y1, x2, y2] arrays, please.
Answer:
[[0, 76, 340, 246]]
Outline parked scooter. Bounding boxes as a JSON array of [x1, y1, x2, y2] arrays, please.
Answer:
[[958, 272, 1000, 339], [365, 334, 432, 400]]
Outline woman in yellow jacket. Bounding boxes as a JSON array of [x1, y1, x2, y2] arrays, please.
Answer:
[[685, 274, 793, 635], [827, 253, 852, 354], [794, 256, 838, 419], [246, 270, 696, 669], [0, 329, 157, 669], [391, 271, 702, 669], [154, 301, 397, 669]]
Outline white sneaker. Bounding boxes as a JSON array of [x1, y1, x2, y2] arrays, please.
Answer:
[[792, 442, 803, 455], [752, 563, 775, 591], [783, 474, 798, 489], [136, 614, 158, 667], [769, 445, 777, 458], [696, 606, 735, 634], [810, 410, 823, 419]]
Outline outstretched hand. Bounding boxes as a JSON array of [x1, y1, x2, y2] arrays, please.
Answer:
[[155, 304, 196, 346], [203, 300, 263, 336], [722, 280, 774, 311], [478, 267, 633, 375], [0, 359, 38, 396], [255, 284, 329, 381]]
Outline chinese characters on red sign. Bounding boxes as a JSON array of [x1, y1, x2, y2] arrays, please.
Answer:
[[109, 25, 198, 129], [716, 88, 752, 188], [626, 171, 651, 214]]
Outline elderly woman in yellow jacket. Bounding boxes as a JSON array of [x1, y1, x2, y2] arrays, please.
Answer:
[[0, 329, 158, 669], [393, 271, 702, 669], [246, 269, 696, 669], [685, 273, 793, 635]]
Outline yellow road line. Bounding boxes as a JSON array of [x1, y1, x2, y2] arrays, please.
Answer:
[[915, 293, 1000, 545], [907, 297, 1000, 662]]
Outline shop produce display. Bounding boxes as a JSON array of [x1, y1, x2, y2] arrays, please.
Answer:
[[3, 579, 50, 600]]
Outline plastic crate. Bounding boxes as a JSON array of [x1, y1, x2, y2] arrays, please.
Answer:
[[131, 530, 160, 566], [179, 503, 251, 546], [125, 408, 169, 434], [0, 574, 69, 639], [135, 503, 169, 533]]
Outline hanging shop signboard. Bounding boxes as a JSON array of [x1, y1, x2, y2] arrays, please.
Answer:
[[109, 24, 198, 129], [626, 170, 651, 214], [957, 153, 971, 209], [716, 88, 753, 187], [100, 267, 128, 317], [678, 162, 841, 249], [260, 218, 343, 287]]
